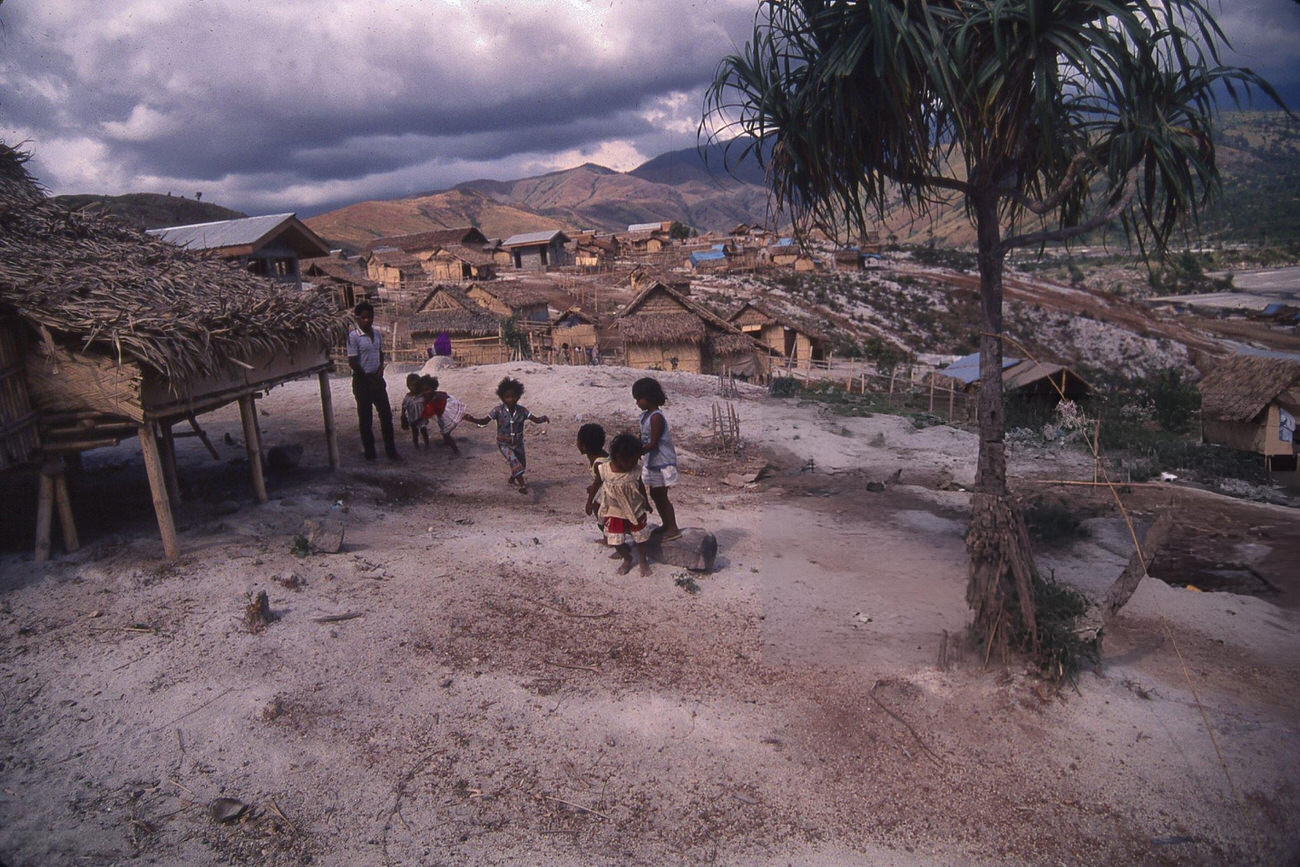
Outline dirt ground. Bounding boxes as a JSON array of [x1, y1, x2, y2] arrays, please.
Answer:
[[1, 361, 1298, 865]]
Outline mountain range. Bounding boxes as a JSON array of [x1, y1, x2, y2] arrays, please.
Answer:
[[53, 112, 1299, 252]]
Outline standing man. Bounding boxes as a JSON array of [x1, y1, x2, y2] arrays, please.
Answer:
[[346, 301, 400, 461]]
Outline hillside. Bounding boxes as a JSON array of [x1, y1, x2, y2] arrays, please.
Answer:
[[51, 193, 245, 230]]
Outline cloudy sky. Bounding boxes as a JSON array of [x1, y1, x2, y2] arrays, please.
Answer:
[[2, 0, 1298, 218]]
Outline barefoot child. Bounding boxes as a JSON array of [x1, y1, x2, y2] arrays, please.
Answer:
[[400, 373, 430, 449], [633, 377, 681, 540], [465, 377, 549, 493], [587, 433, 653, 576], [420, 375, 463, 454]]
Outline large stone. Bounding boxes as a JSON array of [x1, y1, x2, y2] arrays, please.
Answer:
[[647, 527, 717, 572], [301, 517, 346, 554]]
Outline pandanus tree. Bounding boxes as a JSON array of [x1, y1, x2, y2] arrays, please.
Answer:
[[704, 0, 1282, 660]]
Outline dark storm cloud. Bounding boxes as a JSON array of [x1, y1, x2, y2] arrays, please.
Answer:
[[1, 1, 1294, 215]]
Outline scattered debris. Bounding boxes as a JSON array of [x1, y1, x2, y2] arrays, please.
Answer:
[[296, 517, 345, 555], [244, 590, 276, 632], [673, 573, 701, 595], [208, 797, 249, 824], [273, 571, 305, 591], [313, 611, 364, 624]]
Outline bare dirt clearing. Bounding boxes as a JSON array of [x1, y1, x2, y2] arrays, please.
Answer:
[[1, 362, 1298, 865]]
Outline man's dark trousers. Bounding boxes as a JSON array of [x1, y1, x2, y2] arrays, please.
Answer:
[[352, 373, 398, 459]]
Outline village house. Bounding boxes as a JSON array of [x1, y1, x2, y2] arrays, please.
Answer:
[[408, 285, 506, 365], [609, 281, 763, 376], [301, 251, 379, 309], [147, 213, 331, 290], [2, 145, 346, 560], [1198, 353, 1300, 472], [362, 226, 490, 258], [939, 352, 1090, 421], [364, 247, 428, 298], [570, 233, 621, 270], [501, 230, 571, 271], [728, 297, 830, 370], [622, 221, 673, 255], [420, 244, 497, 281], [550, 307, 600, 362], [762, 237, 817, 272]]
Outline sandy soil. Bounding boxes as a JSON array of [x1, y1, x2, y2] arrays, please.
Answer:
[[1, 361, 1298, 865]]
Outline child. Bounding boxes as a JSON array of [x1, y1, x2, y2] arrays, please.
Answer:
[[400, 373, 430, 449], [465, 377, 549, 493], [419, 375, 463, 454], [633, 376, 681, 540], [587, 433, 653, 576], [576, 422, 608, 488]]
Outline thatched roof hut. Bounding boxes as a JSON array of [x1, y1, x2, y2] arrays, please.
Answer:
[[409, 285, 505, 365], [0, 143, 349, 558], [729, 297, 830, 369], [1198, 353, 1300, 468], [610, 281, 762, 376]]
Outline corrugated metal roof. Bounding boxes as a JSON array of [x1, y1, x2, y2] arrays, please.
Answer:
[[627, 222, 662, 233], [690, 250, 727, 266], [502, 229, 568, 247], [147, 213, 296, 251], [941, 352, 1019, 384]]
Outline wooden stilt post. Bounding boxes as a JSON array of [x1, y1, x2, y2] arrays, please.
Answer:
[[319, 370, 340, 470], [34, 467, 54, 563], [239, 394, 268, 504], [51, 459, 79, 554], [158, 421, 182, 506], [187, 412, 220, 460], [138, 425, 180, 558]]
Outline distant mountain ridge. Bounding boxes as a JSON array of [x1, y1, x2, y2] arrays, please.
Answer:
[[54, 113, 1299, 251]]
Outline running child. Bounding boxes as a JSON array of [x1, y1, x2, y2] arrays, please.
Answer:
[[632, 376, 681, 540], [465, 377, 549, 493], [587, 432, 653, 576], [399, 373, 430, 449]]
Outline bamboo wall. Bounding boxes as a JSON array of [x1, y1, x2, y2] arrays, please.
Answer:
[[0, 321, 40, 470]]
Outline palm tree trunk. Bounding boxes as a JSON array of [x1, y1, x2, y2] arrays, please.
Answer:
[[966, 190, 1038, 657]]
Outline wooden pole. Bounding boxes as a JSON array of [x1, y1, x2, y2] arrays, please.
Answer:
[[158, 422, 182, 506], [51, 460, 79, 554], [319, 371, 340, 470], [187, 413, 220, 460], [238, 394, 268, 504], [34, 467, 54, 563], [929, 372, 936, 413], [948, 382, 955, 420], [138, 424, 180, 558]]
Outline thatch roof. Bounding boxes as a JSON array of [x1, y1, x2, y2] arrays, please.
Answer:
[[408, 309, 500, 339], [362, 226, 488, 254], [730, 297, 831, 341], [1198, 354, 1300, 423], [436, 244, 495, 268], [472, 281, 554, 308], [302, 254, 378, 289], [0, 144, 347, 386], [415, 284, 480, 313], [613, 281, 757, 352]]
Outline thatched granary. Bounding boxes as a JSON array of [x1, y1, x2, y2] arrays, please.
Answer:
[[610, 281, 763, 376], [0, 143, 349, 558], [1198, 353, 1300, 470]]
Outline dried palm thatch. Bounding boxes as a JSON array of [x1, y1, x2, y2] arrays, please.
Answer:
[[0, 143, 349, 390], [615, 312, 711, 344], [1198, 354, 1300, 422], [408, 309, 500, 339]]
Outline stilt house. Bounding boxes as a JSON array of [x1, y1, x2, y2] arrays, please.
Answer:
[[0, 144, 348, 559]]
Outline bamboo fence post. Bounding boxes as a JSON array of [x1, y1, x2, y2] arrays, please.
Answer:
[[846, 357, 855, 390], [138, 424, 180, 558], [51, 460, 79, 554], [34, 466, 54, 563], [238, 395, 268, 504], [888, 371, 896, 402], [319, 370, 340, 470], [929, 372, 936, 413], [948, 382, 956, 420]]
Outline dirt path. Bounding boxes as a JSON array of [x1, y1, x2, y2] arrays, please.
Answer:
[[1, 362, 1297, 864]]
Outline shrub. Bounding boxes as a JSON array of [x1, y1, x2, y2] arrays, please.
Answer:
[[769, 377, 801, 398]]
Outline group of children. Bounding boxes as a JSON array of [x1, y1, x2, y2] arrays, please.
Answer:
[[400, 374, 465, 453], [445, 374, 680, 575]]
